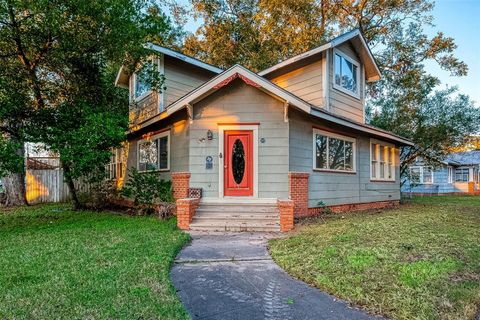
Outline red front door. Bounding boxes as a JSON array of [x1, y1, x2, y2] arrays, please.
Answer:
[[224, 130, 253, 196]]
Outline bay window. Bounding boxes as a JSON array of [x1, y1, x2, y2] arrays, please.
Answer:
[[370, 141, 395, 181], [313, 129, 356, 172], [137, 131, 170, 172]]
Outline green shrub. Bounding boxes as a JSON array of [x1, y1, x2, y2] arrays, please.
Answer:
[[78, 179, 118, 210], [121, 168, 174, 215]]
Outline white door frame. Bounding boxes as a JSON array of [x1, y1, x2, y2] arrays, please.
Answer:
[[218, 125, 259, 198]]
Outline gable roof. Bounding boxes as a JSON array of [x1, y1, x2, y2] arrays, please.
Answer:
[[137, 64, 412, 146], [258, 29, 381, 82], [115, 43, 223, 88]]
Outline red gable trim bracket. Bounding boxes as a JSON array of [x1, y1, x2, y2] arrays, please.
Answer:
[[212, 73, 261, 90]]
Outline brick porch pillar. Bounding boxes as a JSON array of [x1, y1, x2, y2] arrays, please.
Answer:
[[176, 198, 200, 230], [288, 172, 309, 217], [468, 181, 475, 194], [278, 199, 294, 232], [171, 172, 191, 200]]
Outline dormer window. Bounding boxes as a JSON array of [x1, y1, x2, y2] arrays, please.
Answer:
[[334, 49, 360, 99]]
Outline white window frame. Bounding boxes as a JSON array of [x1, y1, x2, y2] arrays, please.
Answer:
[[132, 56, 165, 109], [448, 166, 454, 183], [370, 139, 396, 181], [312, 129, 357, 173], [333, 49, 361, 99], [137, 130, 170, 172], [409, 165, 434, 184], [455, 168, 470, 182]]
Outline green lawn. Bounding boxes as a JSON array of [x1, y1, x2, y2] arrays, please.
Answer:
[[269, 196, 480, 320], [0, 204, 190, 319]]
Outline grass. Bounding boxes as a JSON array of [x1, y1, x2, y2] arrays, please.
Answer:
[[269, 196, 480, 320], [0, 204, 190, 319]]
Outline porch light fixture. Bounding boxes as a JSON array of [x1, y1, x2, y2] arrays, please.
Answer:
[[207, 130, 213, 140]]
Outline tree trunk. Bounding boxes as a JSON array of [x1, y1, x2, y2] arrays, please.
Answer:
[[63, 164, 81, 210], [3, 172, 27, 206], [2, 143, 27, 207]]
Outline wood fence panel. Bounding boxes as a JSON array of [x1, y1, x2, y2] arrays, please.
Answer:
[[26, 169, 91, 204]]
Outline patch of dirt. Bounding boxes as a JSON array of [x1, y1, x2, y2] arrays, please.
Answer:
[[449, 271, 480, 283]]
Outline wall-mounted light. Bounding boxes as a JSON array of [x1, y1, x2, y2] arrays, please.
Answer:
[[207, 130, 213, 140]]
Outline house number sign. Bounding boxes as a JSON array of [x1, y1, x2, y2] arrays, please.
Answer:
[[205, 156, 213, 169]]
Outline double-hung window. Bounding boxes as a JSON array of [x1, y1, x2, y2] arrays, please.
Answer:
[[313, 129, 356, 172], [422, 167, 433, 184], [448, 166, 454, 183], [370, 141, 395, 181], [409, 166, 433, 184], [334, 49, 360, 98], [106, 148, 124, 180], [137, 131, 170, 172]]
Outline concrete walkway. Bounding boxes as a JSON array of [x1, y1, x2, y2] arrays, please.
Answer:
[[170, 232, 381, 320]]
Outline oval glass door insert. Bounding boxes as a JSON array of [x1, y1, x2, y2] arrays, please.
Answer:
[[232, 139, 246, 184]]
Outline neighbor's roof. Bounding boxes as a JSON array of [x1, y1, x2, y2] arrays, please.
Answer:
[[115, 43, 223, 88], [258, 29, 381, 82], [137, 64, 412, 146], [446, 151, 480, 166]]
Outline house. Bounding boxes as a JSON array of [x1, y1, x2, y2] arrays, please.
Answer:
[[113, 29, 413, 232], [402, 151, 480, 195]]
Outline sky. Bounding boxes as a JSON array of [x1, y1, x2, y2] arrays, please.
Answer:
[[179, 0, 479, 103], [425, 0, 480, 103]]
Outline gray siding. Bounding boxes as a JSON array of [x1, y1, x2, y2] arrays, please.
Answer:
[[163, 56, 213, 107], [328, 42, 365, 123], [189, 79, 289, 198], [289, 109, 400, 206], [125, 116, 190, 182], [271, 58, 324, 107]]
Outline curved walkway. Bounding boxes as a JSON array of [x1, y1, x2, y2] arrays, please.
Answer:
[[170, 232, 381, 320]]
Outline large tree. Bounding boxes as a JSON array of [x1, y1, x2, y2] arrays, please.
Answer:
[[0, 0, 173, 206], [179, 0, 479, 174]]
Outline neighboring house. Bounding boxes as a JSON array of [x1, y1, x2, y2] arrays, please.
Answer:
[[402, 151, 480, 195], [113, 29, 413, 231]]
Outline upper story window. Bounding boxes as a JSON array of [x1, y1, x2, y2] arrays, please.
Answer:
[[370, 141, 395, 181], [131, 56, 165, 111], [334, 49, 360, 99], [134, 62, 154, 100], [137, 131, 170, 172], [313, 129, 356, 172]]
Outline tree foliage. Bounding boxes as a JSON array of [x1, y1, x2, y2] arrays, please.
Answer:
[[0, 0, 174, 207], [179, 0, 479, 176]]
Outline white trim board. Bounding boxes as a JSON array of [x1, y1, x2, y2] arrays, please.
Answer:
[[218, 125, 259, 198]]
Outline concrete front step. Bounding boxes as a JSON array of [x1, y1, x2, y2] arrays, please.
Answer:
[[191, 198, 280, 232], [189, 222, 280, 232], [193, 216, 279, 223], [196, 209, 279, 215]]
